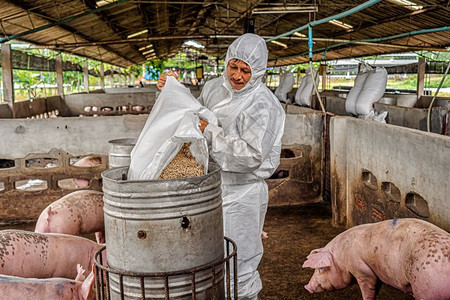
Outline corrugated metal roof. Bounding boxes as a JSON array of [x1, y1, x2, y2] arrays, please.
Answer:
[[0, 0, 449, 67]]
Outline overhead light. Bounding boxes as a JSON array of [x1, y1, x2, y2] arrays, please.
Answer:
[[183, 40, 204, 49], [252, 6, 318, 14], [138, 44, 153, 51], [270, 40, 288, 49], [388, 0, 423, 10], [293, 32, 307, 38], [329, 20, 353, 29], [10, 43, 32, 49], [127, 29, 148, 39], [142, 49, 154, 55], [96, 0, 119, 7]]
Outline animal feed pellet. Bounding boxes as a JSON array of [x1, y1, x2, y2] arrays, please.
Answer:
[[158, 143, 204, 179]]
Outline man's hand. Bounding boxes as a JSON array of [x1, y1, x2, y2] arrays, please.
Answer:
[[199, 118, 208, 133], [156, 70, 179, 90]]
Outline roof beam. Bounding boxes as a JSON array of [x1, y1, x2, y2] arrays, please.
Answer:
[[0, 0, 127, 43], [1, 0, 137, 66]]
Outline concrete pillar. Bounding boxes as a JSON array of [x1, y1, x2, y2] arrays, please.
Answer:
[[83, 61, 89, 93], [118, 68, 122, 86], [320, 63, 327, 91], [131, 73, 135, 85], [417, 57, 426, 99], [100, 64, 105, 90], [1, 44, 14, 105], [55, 55, 64, 96], [109, 69, 114, 87]]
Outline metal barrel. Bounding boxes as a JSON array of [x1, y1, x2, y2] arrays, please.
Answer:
[[101, 164, 224, 299], [107, 138, 136, 168]]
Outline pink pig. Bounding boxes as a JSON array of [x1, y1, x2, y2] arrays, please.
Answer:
[[0, 230, 104, 279], [35, 190, 105, 243], [302, 218, 450, 300], [73, 156, 102, 188], [0, 264, 95, 300]]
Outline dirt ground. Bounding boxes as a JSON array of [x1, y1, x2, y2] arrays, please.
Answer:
[[0, 201, 415, 300], [259, 202, 414, 300]]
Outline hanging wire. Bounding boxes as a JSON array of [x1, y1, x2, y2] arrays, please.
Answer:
[[307, 25, 325, 112]]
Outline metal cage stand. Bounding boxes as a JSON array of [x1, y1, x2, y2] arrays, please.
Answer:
[[94, 237, 237, 300]]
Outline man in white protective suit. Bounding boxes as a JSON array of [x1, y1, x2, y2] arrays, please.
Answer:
[[157, 33, 285, 299]]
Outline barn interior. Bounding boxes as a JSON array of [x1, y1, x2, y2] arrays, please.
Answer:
[[0, 0, 449, 299]]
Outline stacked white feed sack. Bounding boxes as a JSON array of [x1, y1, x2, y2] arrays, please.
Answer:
[[345, 64, 387, 116], [294, 67, 319, 107], [274, 71, 295, 103], [356, 67, 388, 115]]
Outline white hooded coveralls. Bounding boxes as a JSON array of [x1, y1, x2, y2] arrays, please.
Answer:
[[198, 33, 286, 299]]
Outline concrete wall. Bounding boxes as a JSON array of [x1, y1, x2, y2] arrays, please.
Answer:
[[267, 104, 324, 206], [0, 114, 148, 225], [322, 90, 419, 109], [0, 114, 147, 158], [330, 116, 450, 231], [320, 90, 449, 136], [0, 104, 322, 221], [0, 103, 12, 118], [104, 87, 156, 94], [374, 102, 449, 135], [0, 96, 64, 119], [62, 92, 156, 116], [0, 102, 327, 220]]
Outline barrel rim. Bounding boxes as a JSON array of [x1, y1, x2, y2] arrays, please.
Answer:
[[108, 138, 138, 145], [101, 163, 221, 183]]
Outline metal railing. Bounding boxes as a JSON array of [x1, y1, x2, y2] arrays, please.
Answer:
[[94, 237, 238, 300]]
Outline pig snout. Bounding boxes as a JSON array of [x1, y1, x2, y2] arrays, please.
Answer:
[[305, 284, 324, 294], [73, 155, 102, 188], [304, 284, 314, 294], [304, 277, 324, 294], [74, 178, 90, 188]]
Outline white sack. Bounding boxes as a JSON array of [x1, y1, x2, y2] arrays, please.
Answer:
[[295, 68, 319, 107], [128, 76, 217, 180], [274, 71, 295, 103], [355, 67, 388, 115], [345, 64, 372, 115], [358, 110, 388, 123]]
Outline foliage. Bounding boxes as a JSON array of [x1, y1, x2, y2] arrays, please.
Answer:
[[5, 44, 448, 97], [416, 51, 450, 62]]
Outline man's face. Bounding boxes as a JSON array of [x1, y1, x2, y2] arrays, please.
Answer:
[[227, 59, 251, 90]]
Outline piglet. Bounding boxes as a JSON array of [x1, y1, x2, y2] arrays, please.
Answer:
[[35, 190, 105, 243], [0, 264, 95, 300], [0, 230, 104, 279], [302, 218, 450, 300]]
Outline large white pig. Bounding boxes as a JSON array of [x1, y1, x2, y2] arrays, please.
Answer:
[[35, 190, 105, 243], [0, 264, 95, 300], [0, 230, 103, 279], [302, 218, 450, 300]]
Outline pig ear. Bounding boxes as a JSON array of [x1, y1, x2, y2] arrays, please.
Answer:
[[80, 264, 95, 300], [46, 206, 53, 221], [309, 248, 323, 255], [302, 250, 333, 269], [75, 264, 86, 281]]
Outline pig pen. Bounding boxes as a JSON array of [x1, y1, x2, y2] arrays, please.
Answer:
[[0, 203, 416, 299], [0, 98, 448, 299]]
